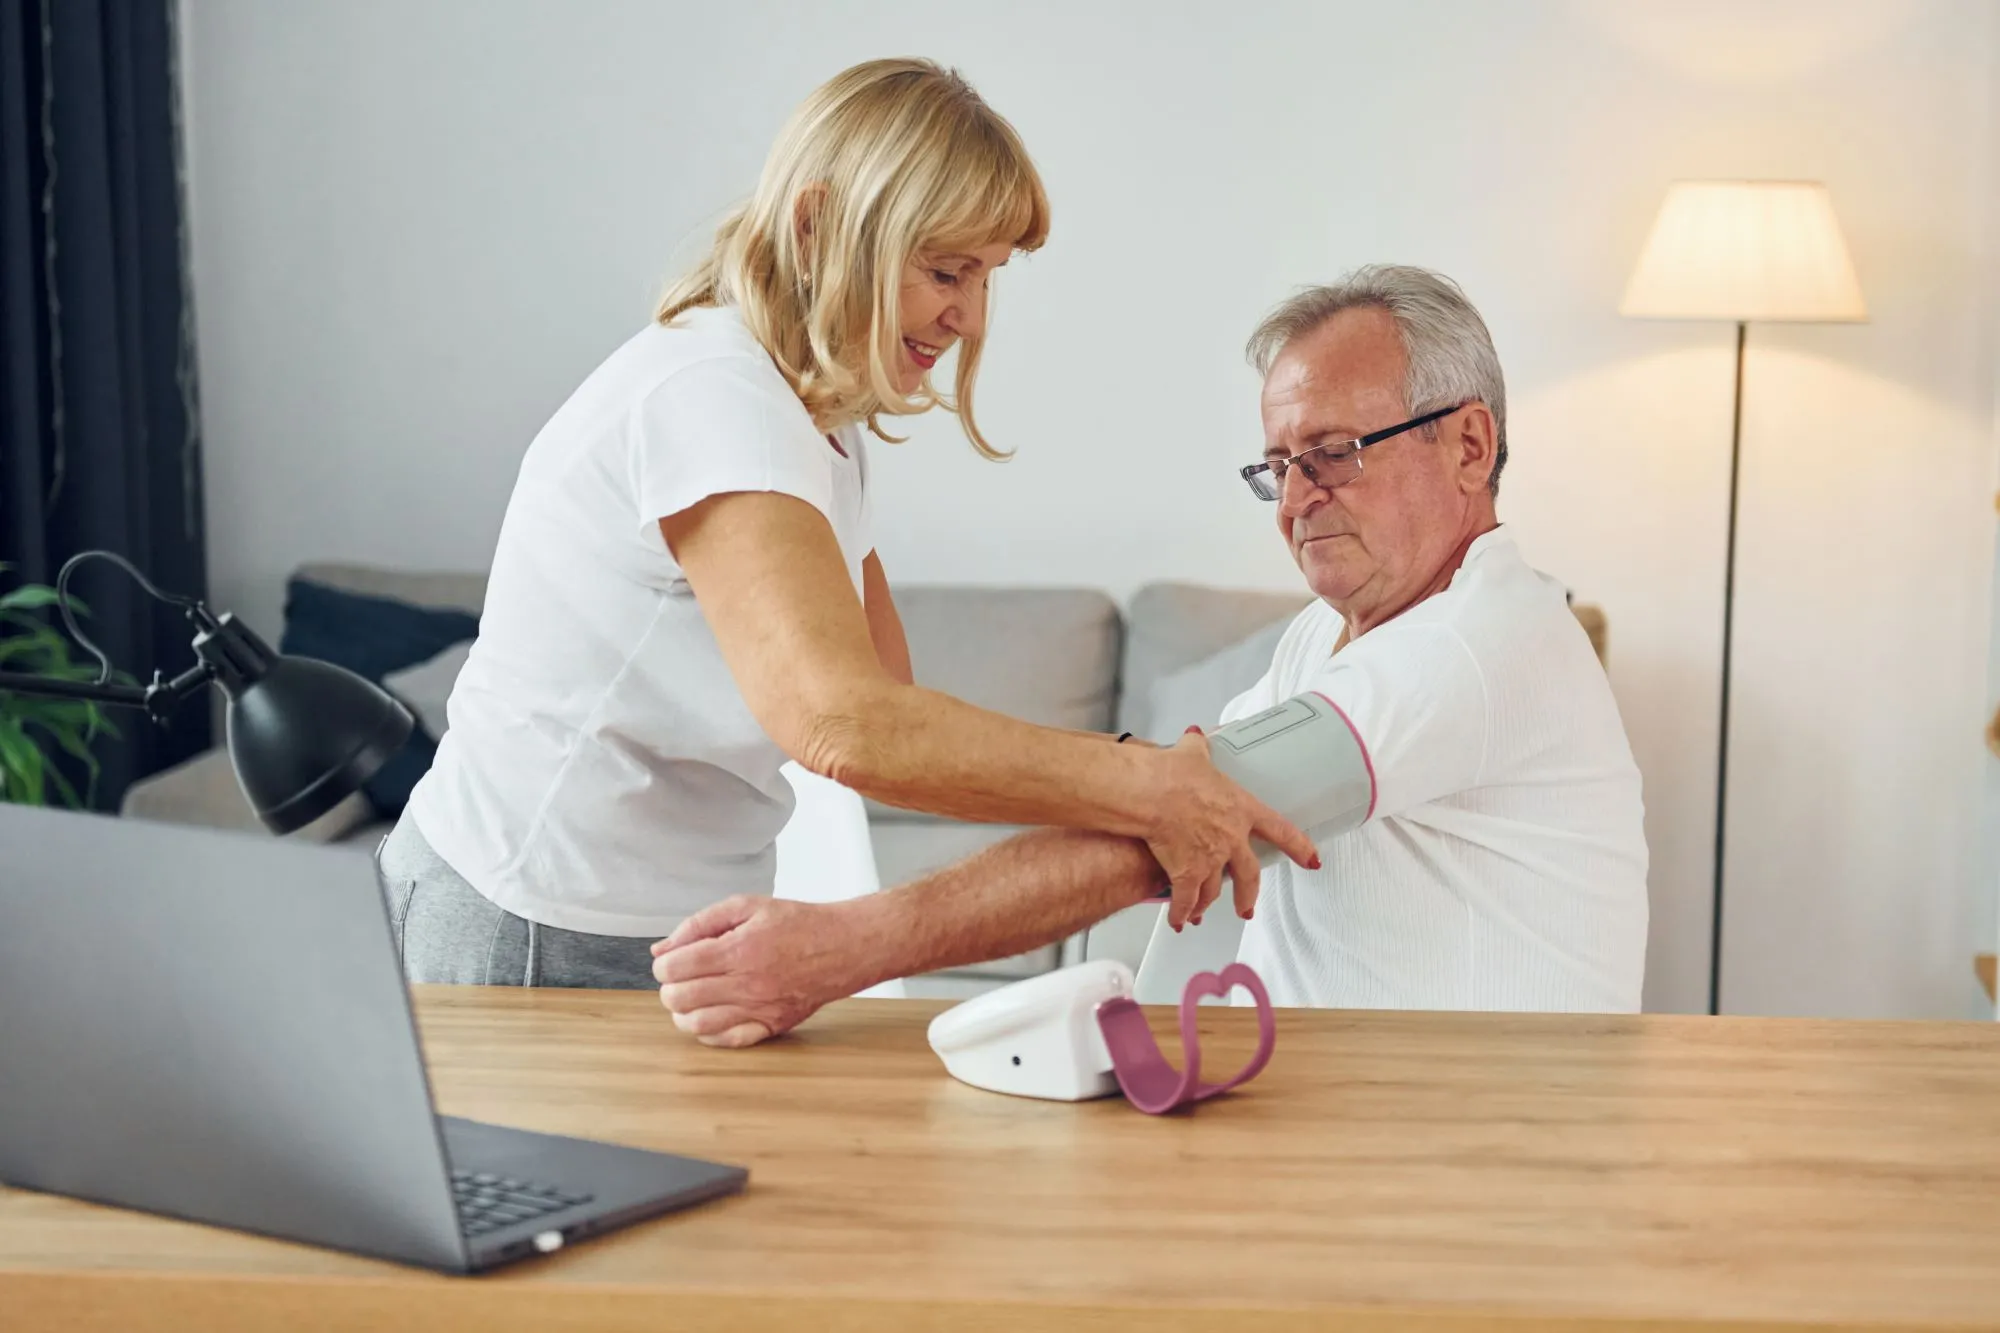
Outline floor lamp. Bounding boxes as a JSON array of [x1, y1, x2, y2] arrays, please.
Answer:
[[1620, 181, 1867, 1015]]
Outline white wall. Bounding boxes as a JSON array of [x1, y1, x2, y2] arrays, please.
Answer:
[[179, 0, 2000, 1018]]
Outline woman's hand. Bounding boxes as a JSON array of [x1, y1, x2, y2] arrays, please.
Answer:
[[1143, 729, 1319, 931]]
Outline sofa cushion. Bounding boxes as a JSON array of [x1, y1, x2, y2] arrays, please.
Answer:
[[1140, 616, 1296, 744], [279, 578, 481, 816], [119, 746, 378, 844], [382, 639, 474, 741], [867, 586, 1122, 823], [1116, 583, 1313, 739]]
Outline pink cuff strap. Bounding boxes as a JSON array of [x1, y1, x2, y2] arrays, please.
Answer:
[[1093, 963, 1277, 1114]]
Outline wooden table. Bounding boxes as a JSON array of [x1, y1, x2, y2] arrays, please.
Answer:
[[7, 989, 2000, 1331]]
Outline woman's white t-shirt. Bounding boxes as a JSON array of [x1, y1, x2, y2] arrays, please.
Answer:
[[404, 306, 871, 937]]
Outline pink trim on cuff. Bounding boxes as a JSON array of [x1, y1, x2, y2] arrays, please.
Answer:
[[1309, 691, 1378, 823]]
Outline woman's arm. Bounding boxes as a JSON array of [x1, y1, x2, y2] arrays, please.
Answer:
[[661, 492, 1143, 828], [659, 492, 1316, 927], [861, 552, 914, 686]]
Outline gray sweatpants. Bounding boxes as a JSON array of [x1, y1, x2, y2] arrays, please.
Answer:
[[374, 815, 658, 990]]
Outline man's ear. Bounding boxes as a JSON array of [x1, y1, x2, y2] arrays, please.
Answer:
[[1453, 402, 1498, 495]]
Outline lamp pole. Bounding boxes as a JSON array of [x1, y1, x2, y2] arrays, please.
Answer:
[[1710, 320, 1748, 1017]]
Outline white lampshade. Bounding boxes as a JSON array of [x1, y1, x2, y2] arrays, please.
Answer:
[[1620, 181, 1867, 323]]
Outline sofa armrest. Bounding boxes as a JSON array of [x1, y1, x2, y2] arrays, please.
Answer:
[[121, 749, 376, 844], [1572, 603, 1607, 665]]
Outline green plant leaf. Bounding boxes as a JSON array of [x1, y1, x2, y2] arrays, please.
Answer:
[[41, 758, 84, 810], [4, 697, 98, 731], [0, 608, 56, 635], [27, 661, 108, 682], [0, 586, 61, 612], [0, 628, 70, 666], [0, 584, 90, 616], [21, 711, 105, 769], [0, 582, 135, 789], [6, 659, 137, 686], [0, 719, 47, 806], [86, 703, 122, 742]]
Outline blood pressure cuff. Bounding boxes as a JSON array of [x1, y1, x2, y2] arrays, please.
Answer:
[[1206, 693, 1375, 854]]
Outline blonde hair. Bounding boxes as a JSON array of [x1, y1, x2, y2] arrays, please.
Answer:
[[657, 59, 1049, 459]]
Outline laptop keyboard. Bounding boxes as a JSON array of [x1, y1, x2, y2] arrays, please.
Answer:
[[451, 1169, 595, 1236]]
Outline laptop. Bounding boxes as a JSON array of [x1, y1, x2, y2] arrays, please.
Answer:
[[0, 804, 746, 1273]]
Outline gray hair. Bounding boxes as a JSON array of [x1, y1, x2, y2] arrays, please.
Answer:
[[1245, 264, 1508, 495]]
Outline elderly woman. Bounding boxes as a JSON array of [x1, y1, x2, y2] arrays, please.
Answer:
[[376, 58, 1315, 1037]]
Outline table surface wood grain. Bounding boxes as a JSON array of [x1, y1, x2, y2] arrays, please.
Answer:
[[6, 987, 2000, 1331]]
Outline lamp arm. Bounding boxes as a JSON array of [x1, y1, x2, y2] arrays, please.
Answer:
[[0, 548, 229, 725], [0, 661, 218, 724]]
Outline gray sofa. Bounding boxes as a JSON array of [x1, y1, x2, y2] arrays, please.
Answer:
[[120, 562, 1606, 989]]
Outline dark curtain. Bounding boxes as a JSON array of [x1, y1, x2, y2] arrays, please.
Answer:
[[0, 0, 209, 809]]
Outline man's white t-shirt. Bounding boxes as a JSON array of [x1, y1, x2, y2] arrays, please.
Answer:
[[404, 306, 871, 937], [1223, 528, 1649, 1012]]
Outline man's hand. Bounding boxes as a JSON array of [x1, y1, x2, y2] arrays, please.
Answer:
[[652, 827, 1174, 1048], [650, 896, 877, 1048]]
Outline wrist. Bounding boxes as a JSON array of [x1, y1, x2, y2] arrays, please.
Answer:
[[829, 893, 913, 994], [1109, 744, 1171, 841]]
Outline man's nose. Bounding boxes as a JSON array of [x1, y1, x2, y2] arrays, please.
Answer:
[[1278, 460, 1328, 517]]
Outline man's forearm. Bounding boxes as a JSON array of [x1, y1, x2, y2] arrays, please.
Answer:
[[845, 829, 1167, 988]]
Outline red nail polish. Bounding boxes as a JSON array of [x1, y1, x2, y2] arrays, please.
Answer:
[[1308, 855, 1322, 870], [1243, 909, 1254, 920], [1184, 725, 1203, 736]]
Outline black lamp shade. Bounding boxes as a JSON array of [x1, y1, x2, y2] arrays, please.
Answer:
[[226, 656, 414, 834], [193, 613, 414, 834]]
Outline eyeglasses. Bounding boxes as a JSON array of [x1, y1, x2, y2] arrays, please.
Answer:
[[1239, 403, 1465, 501]]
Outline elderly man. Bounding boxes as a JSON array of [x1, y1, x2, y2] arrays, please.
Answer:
[[654, 265, 1648, 1045]]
